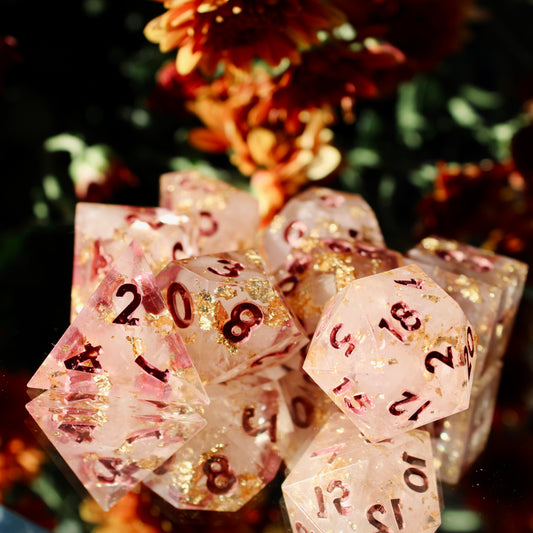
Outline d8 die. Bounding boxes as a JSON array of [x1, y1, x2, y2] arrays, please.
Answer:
[[282, 412, 441, 533], [274, 238, 404, 335], [71, 202, 197, 320], [407, 236, 528, 369], [144, 375, 289, 512], [260, 186, 385, 272], [159, 170, 260, 254], [156, 249, 308, 384], [303, 264, 477, 441]]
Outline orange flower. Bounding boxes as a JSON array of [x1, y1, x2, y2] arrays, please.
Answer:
[[144, 0, 345, 75]]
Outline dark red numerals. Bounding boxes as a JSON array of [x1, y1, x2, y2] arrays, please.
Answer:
[[203, 455, 236, 495], [94, 458, 138, 484], [388, 391, 431, 421], [172, 242, 184, 260], [284, 220, 308, 246], [367, 499, 404, 532], [289, 396, 314, 428], [242, 406, 277, 443], [58, 422, 96, 443], [113, 283, 142, 326], [425, 346, 454, 374], [207, 258, 244, 277], [125, 212, 163, 229], [199, 210, 218, 236], [394, 278, 423, 290], [333, 377, 373, 415], [314, 480, 353, 519], [64, 343, 103, 374], [436, 248, 494, 272], [294, 522, 315, 533], [325, 238, 354, 253], [379, 301, 421, 342], [167, 281, 194, 328], [134, 355, 169, 383], [464, 326, 475, 379], [330, 323, 356, 357], [402, 452, 429, 493], [222, 302, 263, 343]]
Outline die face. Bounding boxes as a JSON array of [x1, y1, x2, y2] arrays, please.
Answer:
[[430, 360, 502, 484], [159, 170, 260, 255], [411, 261, 502, 379], [71, 202, 197, 320], [156, 249, 308, 384], [260, 187, 385, 272], [407, 236, 528, 365], [144, 376, 286, 512], [282, 413, 441, 533], [274, 238, 404, 335], [29, 241, 208, 407], [304, 265, 477, 441], [26, 389, 206, 511]]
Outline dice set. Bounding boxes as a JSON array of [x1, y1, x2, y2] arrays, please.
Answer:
[[26, 171, 527, 528]]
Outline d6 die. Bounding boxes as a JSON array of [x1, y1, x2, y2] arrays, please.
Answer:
[[303, 264, 477, 441], [156, 249, 308, 384], [282, 412, 441, 533]]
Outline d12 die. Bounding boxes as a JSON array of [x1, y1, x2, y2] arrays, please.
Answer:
[[29, 240, 208, 407], [26, 389, 206, 511], [274, 238, 404, 335], [428, 360, 502, 484], [156, 249, 308, 384], [144, 375, 289, 512], [260, 186, 385, 272], [303, 264, 477, 441], [159, 170, 260, 255], [407, 236, 528, 369], [282, 412, 441, 533], [410, 261, 502, 380], [71, 202, 197, 320]]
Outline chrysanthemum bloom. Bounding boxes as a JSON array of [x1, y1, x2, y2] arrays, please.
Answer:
[[144, 0, 345, 75]]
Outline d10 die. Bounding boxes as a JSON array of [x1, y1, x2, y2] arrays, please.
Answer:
[[282, 412, 441, 533], [26, 390, 206, 511], [144, 375, 289, 512], [159, 170, 260, 255], [260, 186, 385, 272], [71, 202, 197, 320], [410, 261, 502, 380], [303, 264, 477, 441], [428, 360, 502, 484], [407, 236, 528, 369], [273, 238, 404, 335], [156, 249, 308, 384], [29, 240, 208, 407]]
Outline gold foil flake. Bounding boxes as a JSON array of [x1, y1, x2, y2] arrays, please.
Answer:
[[183, 333, 197, 345], [287, 289, 322, 321], [460, 284, 482, 304], [264, 301, 291, 328], [195, 290, 217, 331], [243, 249, 265, 269], [214, 285, 238, 300], [245, 278, 276, 304], [136, 455, 166, 471], [216, 333, 238, 356], [94, 373, 112, 395], [422, 294, 440, 303], [126, 336, 146, 357], [144, 311, 176, 336], [269, 214, 285, 233]]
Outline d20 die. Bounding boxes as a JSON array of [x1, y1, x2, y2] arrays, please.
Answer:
[[26, 389, 206, 511], [29, 240, 208, 407], [274, 238, 404, 335], [303, 264, 476, 442], [282, 412, 440, 533], [407, 236, 528, 370], [428, 360, 502, 485], [159, 170, 260, 255], [410, 261, 502, 380], [72, 202, 197, 320], [156, 249, 308, 384], [144, 375, 289, 512], [259, 186, 385, 272]]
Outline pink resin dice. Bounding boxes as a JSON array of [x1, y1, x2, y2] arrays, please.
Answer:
[[71, 202, 197, 321], [282, 412, 441, 533], [159, 170, 260, 254], [260, 186, 385, 273], [303, 264, 477, 441], [144, 375, 289, 511], [156, 249, 308, 384]]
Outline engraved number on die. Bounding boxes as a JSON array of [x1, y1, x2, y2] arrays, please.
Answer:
[[333, 376, 373, 415], [330, 323, 356, 357], [314, 479, 353, 519], [203, 455, 236, 495], [388, 391, 431, 421], [222, 302, 263, 343], [379, 302, 421, 342], [207, 258, 244, 277], [113, 283, 142, 326], [167, 281, 194, 328]]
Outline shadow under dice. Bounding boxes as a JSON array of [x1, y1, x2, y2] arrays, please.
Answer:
[[144, 375, 289, 511], [303, 264, 477, 442], [260, 186, 385, 273], [156, 249, 308, 384], [159, 170, 260, 255], [282, 412, 441, 533], [72, 202, 197, 321], [26, 390, 206, 511]]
